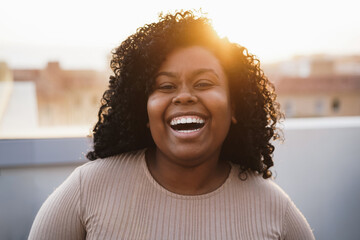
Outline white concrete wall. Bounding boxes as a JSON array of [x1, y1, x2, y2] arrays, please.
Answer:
[[273, 117, 360, 240], [0, 165, 80, 240]]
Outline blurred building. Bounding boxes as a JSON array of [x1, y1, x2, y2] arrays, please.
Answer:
[[276, 75, 360, 117], [2, 54, 360, 127], [265, 55, 360, 118], [9, 62, 109, 127]]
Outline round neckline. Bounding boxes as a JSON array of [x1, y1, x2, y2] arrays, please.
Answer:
[[141, 149, 235, 200]]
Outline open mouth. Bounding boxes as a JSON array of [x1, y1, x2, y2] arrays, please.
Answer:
[[169, 115, 206, 133]]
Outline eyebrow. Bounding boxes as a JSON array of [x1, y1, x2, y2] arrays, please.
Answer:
[[191, 68, 220, 79], [155, 71, 177, 79], [155, 68, 220, 79]]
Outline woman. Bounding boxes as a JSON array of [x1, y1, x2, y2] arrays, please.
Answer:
[[29, 11, 315, 239]]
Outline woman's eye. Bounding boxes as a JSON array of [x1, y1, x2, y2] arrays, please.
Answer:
[[158, 84, 176, 91], [195, 80, 214, 89]]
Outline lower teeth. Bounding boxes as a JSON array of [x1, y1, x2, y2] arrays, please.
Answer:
[[177, 129, 201, 133]]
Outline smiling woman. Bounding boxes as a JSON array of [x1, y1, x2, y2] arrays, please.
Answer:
[[147, 46, 233, 194], [28, 10, 315, 240], [148, 47, 232, 163]]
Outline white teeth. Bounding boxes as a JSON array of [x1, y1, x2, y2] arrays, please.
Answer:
[[177, 129, 201, 133], [169, 116, 205, 126]]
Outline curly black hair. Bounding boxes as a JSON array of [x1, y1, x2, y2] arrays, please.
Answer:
[[87, 10, 283, 179]]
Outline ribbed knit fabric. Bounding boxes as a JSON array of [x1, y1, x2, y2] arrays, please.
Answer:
[[28, 149, 315, 240]]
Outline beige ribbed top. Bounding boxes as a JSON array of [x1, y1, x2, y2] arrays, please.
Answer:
[[29, 149, 315, 240]]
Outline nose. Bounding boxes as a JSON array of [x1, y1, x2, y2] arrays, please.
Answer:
[[172, 87, 198, 105]]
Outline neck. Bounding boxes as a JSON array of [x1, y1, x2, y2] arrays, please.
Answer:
[[145, 148, 231, 195]]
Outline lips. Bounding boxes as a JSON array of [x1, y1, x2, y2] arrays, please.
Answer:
[[169, 115, 206, 133]]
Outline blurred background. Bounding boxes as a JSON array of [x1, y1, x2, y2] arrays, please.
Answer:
[[1, 0, 360, 239]]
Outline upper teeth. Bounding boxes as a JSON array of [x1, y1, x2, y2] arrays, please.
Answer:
[[170, 116, 205, 126]]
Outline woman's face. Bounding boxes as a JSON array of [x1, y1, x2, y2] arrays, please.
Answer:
[[147, 46, 232, 166]]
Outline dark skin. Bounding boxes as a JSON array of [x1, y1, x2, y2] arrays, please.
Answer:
[[145, 147, 231, 195], [146, 46, 234, 195]]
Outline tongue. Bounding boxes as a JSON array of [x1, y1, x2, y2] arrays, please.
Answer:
[[172, 123, 204, 131]]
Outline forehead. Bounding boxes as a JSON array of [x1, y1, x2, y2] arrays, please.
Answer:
[[158, 46, 225, 77]]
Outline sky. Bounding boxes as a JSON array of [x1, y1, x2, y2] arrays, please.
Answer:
[[1, 0, 360, 70]]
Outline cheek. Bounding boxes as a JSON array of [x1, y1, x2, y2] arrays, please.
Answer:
[[206, 91, 232, 134], [147, 95, 171, 149], [207, 91, 232, 116], [147, 95, 168, 127]]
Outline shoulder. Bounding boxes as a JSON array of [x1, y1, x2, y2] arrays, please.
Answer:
[[229, 167, 293, 219], [233, 168, 291, 203], [71, 149, 147, 204], [252, 172, 290, 199], [74, 149, 146, 186], [231, 169, 315, 239], [78, 149, 145, 175]]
